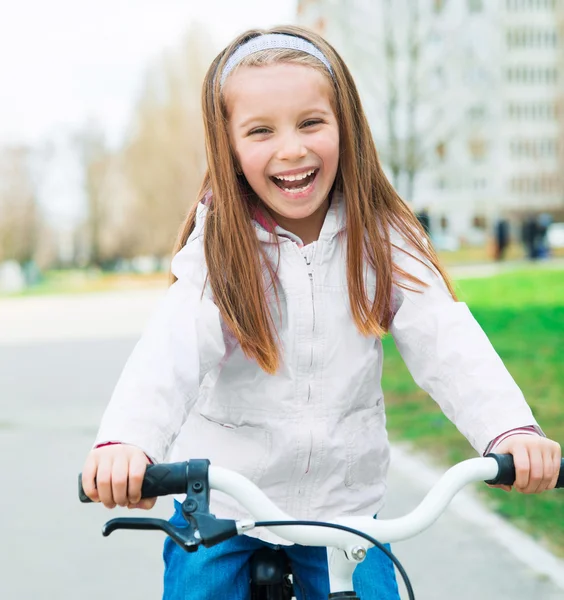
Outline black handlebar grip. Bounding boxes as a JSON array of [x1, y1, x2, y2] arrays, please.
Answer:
[[78, 461, 190, 503], [485, 453, 564, 488]]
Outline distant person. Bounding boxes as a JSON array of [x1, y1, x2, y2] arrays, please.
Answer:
[[494, 218, 510, 261], [80, 26, 561, 600], [522, 215, 537, 260], [416, 207, 431, 236], [535, 213, 552, 259]]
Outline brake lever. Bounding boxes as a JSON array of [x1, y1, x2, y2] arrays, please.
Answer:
[[99, 460, 239, 551], [102, 517, 201, 551]]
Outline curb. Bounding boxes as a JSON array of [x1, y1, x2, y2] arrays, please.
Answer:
[[390, 444, 564, 590]]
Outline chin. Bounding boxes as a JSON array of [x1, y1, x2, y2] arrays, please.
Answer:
[[280, 204, 322, 221]]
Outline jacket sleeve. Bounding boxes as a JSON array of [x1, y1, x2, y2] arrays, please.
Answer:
[[388, 231, 539, 455], [94, 231, 225, 463]]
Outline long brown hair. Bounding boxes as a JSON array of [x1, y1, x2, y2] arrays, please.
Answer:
[[172, 25, 456, 374]]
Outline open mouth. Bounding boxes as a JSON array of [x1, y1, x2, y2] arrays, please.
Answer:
[[270, 168, 319, 194]]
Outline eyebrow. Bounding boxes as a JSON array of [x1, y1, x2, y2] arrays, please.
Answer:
[[237, 108, 333, 130]]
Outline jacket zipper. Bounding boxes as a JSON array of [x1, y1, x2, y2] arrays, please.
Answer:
[[308, 273, 315, 335], [303, 247, 315, 474], [304, 247, 316, 345]]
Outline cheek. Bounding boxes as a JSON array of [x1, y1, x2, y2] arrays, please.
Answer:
[[238, 143, 269, 177], [317, 132, 340, 171]]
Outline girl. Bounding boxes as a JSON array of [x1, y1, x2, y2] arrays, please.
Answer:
[[82, 25, 561, 599]]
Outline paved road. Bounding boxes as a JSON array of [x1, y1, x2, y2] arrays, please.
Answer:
[[1, 289, 563, 599]]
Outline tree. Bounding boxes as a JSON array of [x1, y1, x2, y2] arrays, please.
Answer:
[[121, 25, 212, 258], [321, 0, 496, 203], [75, 122, 112, 267], [0, 146, 41, 264]]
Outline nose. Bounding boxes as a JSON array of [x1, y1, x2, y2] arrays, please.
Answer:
[[275, 130, 307, 162]]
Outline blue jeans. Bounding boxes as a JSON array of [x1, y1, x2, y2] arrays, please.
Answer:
[[163, 501, 400, 599]]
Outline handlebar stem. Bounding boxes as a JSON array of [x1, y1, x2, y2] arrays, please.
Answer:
[[328, 548, 362, 594]]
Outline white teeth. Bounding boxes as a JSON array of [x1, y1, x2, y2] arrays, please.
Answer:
[[274, 169, 315, 182], [279, 180, 314, 194]]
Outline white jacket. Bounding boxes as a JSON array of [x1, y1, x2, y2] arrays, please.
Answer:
[[95, 196, 538, 540]]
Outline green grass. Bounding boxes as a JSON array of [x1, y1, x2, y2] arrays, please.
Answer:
[[382, 268, 564, 554]]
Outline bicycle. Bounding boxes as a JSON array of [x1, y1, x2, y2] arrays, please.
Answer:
[[79, 454, 564, 599]]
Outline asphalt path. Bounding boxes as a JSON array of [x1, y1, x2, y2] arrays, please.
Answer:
[[1, 289, 563, 599]]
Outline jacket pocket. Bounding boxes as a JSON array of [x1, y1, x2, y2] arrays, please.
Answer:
[[344, 400, 389, 490], [183, 412, 272, 484]]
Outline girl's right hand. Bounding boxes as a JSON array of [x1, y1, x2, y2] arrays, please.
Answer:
[[81, 444, 157, 510]]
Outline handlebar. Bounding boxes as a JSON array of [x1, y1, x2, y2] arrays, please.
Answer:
[[79, 454, 563, 599], [79, 454, 564, 547]]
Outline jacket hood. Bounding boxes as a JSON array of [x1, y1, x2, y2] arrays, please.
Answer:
[[194, 191, 346, 247]]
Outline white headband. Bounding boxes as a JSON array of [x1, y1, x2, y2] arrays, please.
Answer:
[[220, 33, 334, 88]]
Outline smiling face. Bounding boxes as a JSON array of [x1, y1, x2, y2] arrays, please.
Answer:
[[223, 62, 340, 244]]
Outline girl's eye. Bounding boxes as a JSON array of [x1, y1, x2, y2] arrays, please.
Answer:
[[302, 119, 323, 128], [249, 128, 271, 135]]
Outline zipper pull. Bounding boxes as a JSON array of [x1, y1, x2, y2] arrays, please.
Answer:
[[303, 243, 315, 266]]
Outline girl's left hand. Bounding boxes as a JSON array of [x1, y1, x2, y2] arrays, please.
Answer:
[[489, 434, 561, 494]]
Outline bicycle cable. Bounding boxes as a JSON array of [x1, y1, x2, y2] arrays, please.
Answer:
[[254, 519, 415, 600]]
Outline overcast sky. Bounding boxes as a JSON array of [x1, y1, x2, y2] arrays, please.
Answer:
[[0, 0, 297, 225], [0, 0, 298, 146]]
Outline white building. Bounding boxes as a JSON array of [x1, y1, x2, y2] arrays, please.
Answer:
[[501, 0, 564, 220], [297, 0, 564, 240]]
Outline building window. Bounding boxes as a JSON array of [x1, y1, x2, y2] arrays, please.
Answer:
[[468, 105, 486, 120], [509, 102, 561, 120], [468, 138, 487, 161], [510, 138, 560, 158], [434, 0, 447, 12], [314, 17, 327, 34], [508, 28, 559, 48], [436, 141, 447, 161], [468, 0, 483, 11], [507, 0, 557, 9]]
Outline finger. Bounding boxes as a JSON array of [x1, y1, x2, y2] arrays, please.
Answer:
[[512, 445, 531, 492], [96, 456, 116, 508], [530, 446, 546, 494], [548, 446, 562, 491], [128, 498, 157, 510], [536, 445, 555, 493], [111, 453, 129, 507], [128, 453, 149, 505], [81, 454, 100, 502], [522, 445, 544, 494], [487, 483, 512, 493]]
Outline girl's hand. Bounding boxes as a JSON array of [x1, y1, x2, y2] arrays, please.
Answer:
[[82, 444, 156, 510], [489, 434, 561, 494]]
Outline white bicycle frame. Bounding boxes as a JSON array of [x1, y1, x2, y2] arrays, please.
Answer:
[[208, 456, 501, 594]]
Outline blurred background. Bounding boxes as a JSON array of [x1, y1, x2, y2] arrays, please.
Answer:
[[1, 1, 564, 599], [1, 0, 564, 293]]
